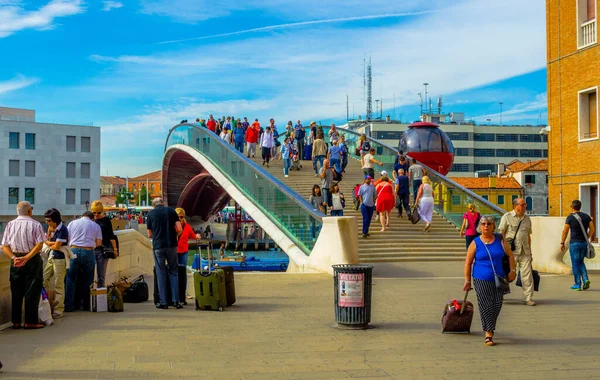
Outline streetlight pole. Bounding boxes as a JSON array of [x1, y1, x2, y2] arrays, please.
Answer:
[[375, 100, 380, 119], [418, 93, 423, 116], [499, 102, 504, 126], [423, 83, 429, 116]]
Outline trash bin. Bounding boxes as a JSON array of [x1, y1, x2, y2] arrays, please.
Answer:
[[332, 264, 373, 329]]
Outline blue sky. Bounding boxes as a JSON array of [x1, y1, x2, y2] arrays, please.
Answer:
[[0, 0, 547, 176]]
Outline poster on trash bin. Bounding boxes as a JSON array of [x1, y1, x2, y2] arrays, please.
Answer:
[[338, 273, 364, 307]]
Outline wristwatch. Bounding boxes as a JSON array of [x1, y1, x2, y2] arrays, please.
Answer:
[[11, 255, 16, 260]]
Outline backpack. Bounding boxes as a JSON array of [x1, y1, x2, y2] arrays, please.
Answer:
[[362, 141, 371, 151], [296, 128, 305, 140], [333, 170, 343, 182], [340, 143, 348, 156]]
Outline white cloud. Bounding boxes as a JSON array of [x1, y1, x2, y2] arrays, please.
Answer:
[[473, 93, 547, 125], [0, 0, 84, 38], [158, 10, 440, 44], [102, 1, 123, 11], [0, 75, 39, 95]]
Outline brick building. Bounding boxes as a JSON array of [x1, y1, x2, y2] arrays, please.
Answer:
[[547, 0, 599, 242], [100, 176, 126, 196]]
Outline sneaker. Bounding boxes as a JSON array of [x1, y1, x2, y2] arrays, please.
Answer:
[[51, 313, 63, 319], [583, 280, 591, 290], [375, 214, 379, 221], [523, 300, 536, 306], [571, 284, 582, 291], [362, 234, 368, 238], [285, 175, 289, 178]]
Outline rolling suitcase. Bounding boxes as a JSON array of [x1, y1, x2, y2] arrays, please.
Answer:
[[304, 144, 312, 160], [220, 266, 236, 306], [194, 248, 227, 311], [441, 291, 474, 333]]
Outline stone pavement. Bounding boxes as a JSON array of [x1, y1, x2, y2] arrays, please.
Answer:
[[1, 262, 599, 380]]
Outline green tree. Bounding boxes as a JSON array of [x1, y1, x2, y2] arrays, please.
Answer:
[[115, 189, 127, 206]]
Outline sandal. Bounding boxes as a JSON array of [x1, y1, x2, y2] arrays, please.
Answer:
[[484, 337, 495, 346]]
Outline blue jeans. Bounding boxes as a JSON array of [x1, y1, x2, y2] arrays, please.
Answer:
[[94, 247, 110, 288], [341, 155, 348, 171], [331, 210, 343, 216], [154, 247, 180, 305], [360, 204, 375, 235], [235, 141, 244, 153], [570, 241, 589, 286], [178, 251, 189, 266], [330, 159, 341, 173], [313, 155, 325, 174], [283, 158, 291, 175], [65, 248, 96, 312], [412, 179, 422, 200]]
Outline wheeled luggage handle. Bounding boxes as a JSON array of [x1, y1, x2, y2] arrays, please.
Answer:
[[460, 290, 469, 315]]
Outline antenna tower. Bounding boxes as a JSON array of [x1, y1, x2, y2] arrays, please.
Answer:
[[366, 55, 372, 120]]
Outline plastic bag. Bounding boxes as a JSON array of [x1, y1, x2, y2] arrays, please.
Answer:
[[39, 288, 53, 326]]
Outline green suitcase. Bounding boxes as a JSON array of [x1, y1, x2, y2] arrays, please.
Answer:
[[194, 269, 226, 311]]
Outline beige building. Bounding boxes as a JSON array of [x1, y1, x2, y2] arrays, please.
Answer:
[[347, 119, 548, 178], [501, 160, 549, 215], [100, 176, 126, 196]]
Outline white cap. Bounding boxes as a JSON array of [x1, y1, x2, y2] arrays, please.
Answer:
[[381, 170, 388, 176]]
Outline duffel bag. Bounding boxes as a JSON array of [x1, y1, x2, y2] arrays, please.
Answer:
[[123, 275, 149, 303]]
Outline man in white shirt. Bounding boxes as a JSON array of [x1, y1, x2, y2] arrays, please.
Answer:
[[362, 148, 382, 179], [408, 158, 425, 201], [260, 126, 274, 167], [65, 211, 102, 312]]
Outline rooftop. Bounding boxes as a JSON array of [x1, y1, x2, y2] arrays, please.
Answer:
[[100, 176, 126, 185], [505, 159, 548, 173], [452, 176, 523, 190], [129, 170, 162, 182]]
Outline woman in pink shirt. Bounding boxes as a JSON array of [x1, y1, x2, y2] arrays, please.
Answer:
[[459, 203, 481, 249]]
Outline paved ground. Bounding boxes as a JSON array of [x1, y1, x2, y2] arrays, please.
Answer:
[[1, 263, 599, 380]]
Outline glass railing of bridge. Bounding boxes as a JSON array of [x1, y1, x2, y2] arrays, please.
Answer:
[[314, 125, 505, 228], [165, 124, 324, 255]]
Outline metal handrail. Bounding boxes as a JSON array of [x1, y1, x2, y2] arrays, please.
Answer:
[[330, 125, 506, 215], [164, 123, 325, 221]]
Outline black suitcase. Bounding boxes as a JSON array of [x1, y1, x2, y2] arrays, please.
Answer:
[[304, 144, 312, 160], [220, 266, 236, 306], [441, 291, 474, 333], [153, 265, 186, 306]]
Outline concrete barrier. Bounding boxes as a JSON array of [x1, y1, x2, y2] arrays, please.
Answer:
[[530, 216, 600, 274]]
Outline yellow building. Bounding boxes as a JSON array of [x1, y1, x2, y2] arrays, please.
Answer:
[[547, 0, 599, 242], [451, 177, 524, 213]]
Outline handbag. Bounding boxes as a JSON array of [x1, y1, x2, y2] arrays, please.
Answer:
[[409, 205, 421, 224], [482, 238, 511, 294], [123, 275, 149, 303], [354, 147, 360, 156], [572, 213, 596, 259], [102, 245, 116, 259], [516, 270, 540, 291]]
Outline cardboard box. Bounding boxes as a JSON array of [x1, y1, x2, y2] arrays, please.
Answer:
[[91, 287, 108, 312]]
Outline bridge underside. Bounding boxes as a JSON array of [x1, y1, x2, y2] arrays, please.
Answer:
[[162, 149, 231, 222]]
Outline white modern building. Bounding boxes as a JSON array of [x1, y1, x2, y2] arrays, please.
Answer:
[[0, 107, 100, 231], [347, 117, 548, 178]]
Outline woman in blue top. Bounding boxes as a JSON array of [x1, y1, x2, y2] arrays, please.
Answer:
[[328, 140, 342, 173], [463, 215, 516, 346], [281, 137, 294, 178]]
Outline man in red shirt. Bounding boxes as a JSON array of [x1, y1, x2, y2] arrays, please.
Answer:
[[206, 115, 217, 133], [246, 121, 260, 158]]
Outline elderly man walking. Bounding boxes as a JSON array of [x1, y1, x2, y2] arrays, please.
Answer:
[[1, 201, 46, 329], [65, 210, 102, 312], [499, 198, 535, 306], [147, 198, 183, 309]]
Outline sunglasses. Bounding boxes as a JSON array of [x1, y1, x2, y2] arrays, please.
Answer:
[[179, 216, 185, 219], [480, 222, 492, 226]]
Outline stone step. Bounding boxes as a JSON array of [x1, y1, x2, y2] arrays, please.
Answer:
[[359, 252, 465, 258], [359, 256, 465, 263]]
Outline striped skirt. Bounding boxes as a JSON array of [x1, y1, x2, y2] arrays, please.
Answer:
[[473, 278, 504, 333]]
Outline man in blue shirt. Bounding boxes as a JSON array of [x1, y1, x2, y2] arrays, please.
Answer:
[[233, 124, 245, 153], [358, 175, 377, 238], [43, 208, 69, 318], [395, 168, 411, 218], [393, 156, 410, 181], [242, 117, 250, 131]]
